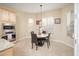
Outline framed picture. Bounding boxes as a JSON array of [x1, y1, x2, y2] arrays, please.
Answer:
[[36, 20, 40, 25], [55, 18, 61, 24]]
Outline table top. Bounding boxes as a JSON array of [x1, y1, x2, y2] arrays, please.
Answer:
[[37, 34, 48, 38]]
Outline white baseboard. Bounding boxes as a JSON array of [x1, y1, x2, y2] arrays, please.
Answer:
[[16, 37, 74, 48], [53, 40, 74, 48], [16, 36, 27, 43]]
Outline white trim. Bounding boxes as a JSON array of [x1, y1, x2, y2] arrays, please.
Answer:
[[53, 40, 74, 48], [16, 36, 74, 48], [15, 36, 27, 43]]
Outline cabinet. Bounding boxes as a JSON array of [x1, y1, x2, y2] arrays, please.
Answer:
[[1, 9, 9, 22], [9, 12, 16, 23], [0, 8, 16, 24]]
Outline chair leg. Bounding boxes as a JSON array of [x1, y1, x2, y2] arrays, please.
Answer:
[[47, 41, 50, 48], [32, 42, 33, 49], [36, 46, 38, 50], [49, 41, 50, 46], [47, 42, 49, 48]]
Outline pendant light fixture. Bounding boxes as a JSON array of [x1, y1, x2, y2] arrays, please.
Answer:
[[40, 4, 43, 27], [38, 4, 43, 34]]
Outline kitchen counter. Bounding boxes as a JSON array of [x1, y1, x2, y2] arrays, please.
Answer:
[[0, 39, 14, 52]]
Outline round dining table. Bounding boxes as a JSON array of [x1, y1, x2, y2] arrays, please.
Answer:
[[37, 34, 48, 38], [36, 34, 48, 46]]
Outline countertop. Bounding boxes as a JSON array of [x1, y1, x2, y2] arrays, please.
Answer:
[[0, 39, 14, 52]]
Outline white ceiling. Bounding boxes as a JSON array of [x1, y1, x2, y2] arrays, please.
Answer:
[[0, 3, 71, 13]]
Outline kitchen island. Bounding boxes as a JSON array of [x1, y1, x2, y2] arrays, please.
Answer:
[[0, 39, 14, 56]]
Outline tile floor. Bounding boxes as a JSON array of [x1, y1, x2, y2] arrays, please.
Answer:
[[13, 38, 74, 56]]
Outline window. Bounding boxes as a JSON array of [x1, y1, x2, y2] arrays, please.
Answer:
[[42, 17, 54, 33], [66, 11, 74, 38], [28, 18, 34, 24]]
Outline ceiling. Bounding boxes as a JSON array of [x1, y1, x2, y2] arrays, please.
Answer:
[[0, 3, 71, 13]]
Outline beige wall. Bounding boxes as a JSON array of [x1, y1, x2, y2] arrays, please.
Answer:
[[16, 8, 62, 40], [35, 8, 62, 42], [16, 11, 36, 40], [16, 4, 74, 47]]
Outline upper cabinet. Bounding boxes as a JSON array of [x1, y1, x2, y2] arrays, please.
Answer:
[[9, 12, 16, 24], [1, 9, 9, 22], [0, 8, 16, 24]]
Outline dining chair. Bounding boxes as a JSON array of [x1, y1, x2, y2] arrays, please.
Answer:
[[46, 33, 51, 48], [31, 31, 34, 48], [31, 32, 38, 50]]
